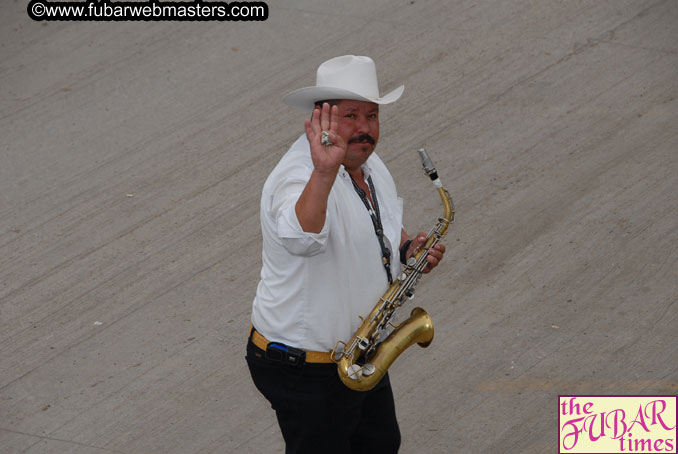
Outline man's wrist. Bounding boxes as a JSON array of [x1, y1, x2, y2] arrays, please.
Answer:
[[311, 167, 339, 185], [399, 239, 412, 263]]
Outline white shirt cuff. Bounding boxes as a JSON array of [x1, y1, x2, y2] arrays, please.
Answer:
[[276, 202, 329, 256]]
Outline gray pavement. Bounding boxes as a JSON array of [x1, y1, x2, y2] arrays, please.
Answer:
[[1, 0, 677, 453]]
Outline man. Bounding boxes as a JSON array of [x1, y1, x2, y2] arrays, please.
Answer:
[[247, 55, 445, 454]]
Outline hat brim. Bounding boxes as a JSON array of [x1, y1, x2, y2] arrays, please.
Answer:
[[283, 85, 404, 112]]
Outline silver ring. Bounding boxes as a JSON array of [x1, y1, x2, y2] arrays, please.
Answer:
[[321, 131, 333, 147]]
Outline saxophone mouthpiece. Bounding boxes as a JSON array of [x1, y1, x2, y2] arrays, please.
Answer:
[[417, 148, 439, 182]]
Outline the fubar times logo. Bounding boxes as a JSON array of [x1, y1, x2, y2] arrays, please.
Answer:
[[559, 395, 677, 453]]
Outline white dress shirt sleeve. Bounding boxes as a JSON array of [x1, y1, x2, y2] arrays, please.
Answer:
[[269, 166, 330, 257]]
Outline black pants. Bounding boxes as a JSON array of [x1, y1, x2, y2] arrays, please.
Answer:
[[246, 337, 401, 454]]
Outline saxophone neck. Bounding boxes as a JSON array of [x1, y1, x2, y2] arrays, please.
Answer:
[[438, 187, 455, 226], [418, 148, 455, 222]]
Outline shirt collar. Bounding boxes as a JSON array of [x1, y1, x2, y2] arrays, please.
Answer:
[[339, 161, 373, 182]]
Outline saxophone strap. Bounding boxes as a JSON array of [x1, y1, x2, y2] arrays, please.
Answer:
[[348, 174, 393, 284], [249, 324, 334, 364]]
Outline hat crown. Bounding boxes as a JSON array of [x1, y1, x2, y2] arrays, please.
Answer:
[[315, 55, 380, 100]]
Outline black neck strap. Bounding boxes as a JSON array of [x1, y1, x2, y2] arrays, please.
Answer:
[[349, 173, 393, 285]]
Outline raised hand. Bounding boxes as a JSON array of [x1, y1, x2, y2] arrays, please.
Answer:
[[304, 102, 347, 177]]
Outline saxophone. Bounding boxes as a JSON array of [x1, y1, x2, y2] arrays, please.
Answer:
[[331, 149, 455, 391]]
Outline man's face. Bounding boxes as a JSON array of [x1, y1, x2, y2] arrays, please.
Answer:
[[334, 100, 380, 170]]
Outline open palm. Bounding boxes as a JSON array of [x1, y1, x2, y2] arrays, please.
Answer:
[[304, 103, 347, 175]]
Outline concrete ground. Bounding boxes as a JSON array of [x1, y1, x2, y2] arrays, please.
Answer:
[[1, 0, 677, 453]]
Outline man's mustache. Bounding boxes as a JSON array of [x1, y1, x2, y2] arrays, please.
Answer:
[[348, 134, 375, 145]]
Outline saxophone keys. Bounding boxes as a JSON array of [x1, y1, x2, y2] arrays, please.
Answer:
[[357, 337, 370, 351], [362, 363, 376, 376], [332, 342, 346, 362], [347, 364, 362, 380]]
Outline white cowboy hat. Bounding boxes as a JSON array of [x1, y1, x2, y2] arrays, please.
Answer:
[[283, 55, 404, 112]]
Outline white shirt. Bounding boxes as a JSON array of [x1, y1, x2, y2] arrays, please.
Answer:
[[251, 134, 404, 351]]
